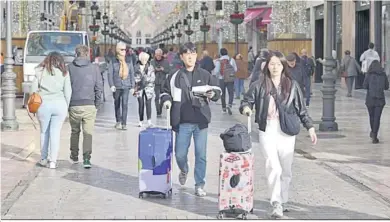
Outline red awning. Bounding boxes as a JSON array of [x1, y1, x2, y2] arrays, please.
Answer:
[[244, 7, 272, 25]]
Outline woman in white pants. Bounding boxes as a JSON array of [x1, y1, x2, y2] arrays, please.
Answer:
[[240, 51, 317, 218]]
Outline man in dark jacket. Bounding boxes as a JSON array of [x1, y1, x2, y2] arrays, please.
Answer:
[[300, 49, 315, 106], [107, 42, 136, 130], [286, 53, 306, 99], [199, 50, 215, 74], [68, 45, 103, 168], [160, 42, 221, 197], [151, 48, 171, 117]]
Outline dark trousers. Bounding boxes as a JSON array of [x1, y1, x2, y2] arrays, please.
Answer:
[[304, 75, 311, 106], [137, 91, 152, 121], [154, 84, 162, 115], [219, 80, 234, 109], [355, 73, 364, 89], [345, 76, 355, 95], [367, 105, 384, 138], [113, 89, 130, 126]]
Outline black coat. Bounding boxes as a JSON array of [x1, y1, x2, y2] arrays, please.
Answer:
[[363, 71, 389, 107], [240, 77, 313, 132]]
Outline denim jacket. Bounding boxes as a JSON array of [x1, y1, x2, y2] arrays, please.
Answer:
[[108, 57, 135, 89]]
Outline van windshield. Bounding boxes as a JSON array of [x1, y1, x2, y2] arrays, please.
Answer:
[[26, 32, 83, 57]]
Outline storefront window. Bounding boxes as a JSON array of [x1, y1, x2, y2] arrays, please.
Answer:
[[382, 3, 390, 76]]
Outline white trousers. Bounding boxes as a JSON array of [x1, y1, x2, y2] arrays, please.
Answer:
[[259, 119, 296, 205]]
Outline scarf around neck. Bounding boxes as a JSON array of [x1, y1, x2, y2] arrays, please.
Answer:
[[117, 54, 128, 80]]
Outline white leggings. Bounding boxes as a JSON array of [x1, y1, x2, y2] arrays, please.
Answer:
[[259, 119, 296, 205]]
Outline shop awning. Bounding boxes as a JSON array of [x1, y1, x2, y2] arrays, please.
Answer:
[[244, 7, 272, 24]]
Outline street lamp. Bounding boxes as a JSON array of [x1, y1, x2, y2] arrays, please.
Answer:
[[184, 14, 193, 42], [89, 2, 100, 42], [109, 20, 115, 49], [170, 25, 175, 46], [1, 0, 19, 131], [319, 0, 338, 132], [101, 12, 109, 55], [200, 2, 210, 50], [230, 0, 244, 55], [175, 21, 183, 48]]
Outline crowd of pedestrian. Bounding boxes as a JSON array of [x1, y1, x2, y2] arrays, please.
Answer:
[[27, 40, 388, 218]]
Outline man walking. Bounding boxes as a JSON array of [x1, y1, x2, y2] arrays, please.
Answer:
[[286, 53, 306, 100], [199, 50, 215, 74], [300, 49, 315, 107], [214, 48, 237, 115], [68, 45, 103, 168], [151, 48, 170, 117], [160, 42, 221, 197]]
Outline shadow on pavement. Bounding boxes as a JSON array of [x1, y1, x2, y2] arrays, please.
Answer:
[[61, 163, 387, 219]]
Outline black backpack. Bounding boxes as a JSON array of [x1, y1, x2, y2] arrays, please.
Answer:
[[220, 124, 251, 153]]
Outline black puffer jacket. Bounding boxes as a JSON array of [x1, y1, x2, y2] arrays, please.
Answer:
[[363, 71, 389, 107], [240, 77, 313, 132]]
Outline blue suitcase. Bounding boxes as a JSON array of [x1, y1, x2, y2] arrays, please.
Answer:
[[138, 118, 173, 199]]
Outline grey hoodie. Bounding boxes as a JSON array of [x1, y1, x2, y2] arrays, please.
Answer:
[[68, 57, 103, 107]]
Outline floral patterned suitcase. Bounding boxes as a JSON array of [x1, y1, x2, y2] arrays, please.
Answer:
[[217, 152, 254, 219]]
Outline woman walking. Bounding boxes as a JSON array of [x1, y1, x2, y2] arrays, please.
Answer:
[[107, 42, 135, 130], [234, 53, 248, 99], [31, 52, 72, 169], [363, 60, 389, 144], [134, 52, 155, 127], [340, 50, 361, 97], [240, 51, 317, 218]]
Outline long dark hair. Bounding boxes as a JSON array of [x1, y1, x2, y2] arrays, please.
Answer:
[[368, 60, 383, 73], [38, 52, 67, 76], [262, 51, 293, 101]]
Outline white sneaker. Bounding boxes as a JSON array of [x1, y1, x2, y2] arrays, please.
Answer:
[[147, 120, 153, 127], [49, 162, 56, 169], [38, 159, 47, 167], [138, 121, 143, 127], [271, 202, 283, 218], [195, 187, 207, 197]]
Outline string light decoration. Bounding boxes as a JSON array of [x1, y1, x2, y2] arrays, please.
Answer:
[[215, 1, 247, 42], [269, 1, 309, 38], [10, 1, 64, 37]]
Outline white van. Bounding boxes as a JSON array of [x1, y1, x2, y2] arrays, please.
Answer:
[[22, 31, 90, 106]]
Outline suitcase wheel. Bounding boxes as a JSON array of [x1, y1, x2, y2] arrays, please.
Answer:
[[139, 193, 146, 198], [217, 212, 224, 219], [242, 214, 248, 220], [250, 208, 254, 214], [162, 194, 167, 199]]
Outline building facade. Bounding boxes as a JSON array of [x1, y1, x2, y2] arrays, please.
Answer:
[[308, 0, 390, 82]]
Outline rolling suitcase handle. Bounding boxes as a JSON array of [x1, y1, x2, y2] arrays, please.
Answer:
[[247, 115, 251, 134], [166, 107, 170, 130]]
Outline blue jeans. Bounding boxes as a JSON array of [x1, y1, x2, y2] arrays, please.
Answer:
[[113, 89, 130, 125], [234, 78, 245, 97], [304, 75, 311, 106], [175, 123, 208, 188], [37, 100, 68, 163]]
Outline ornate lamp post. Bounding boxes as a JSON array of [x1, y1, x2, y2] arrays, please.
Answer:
[[109, 20, 115, 49], [89, 2, 100, 37], [319, 0, 338, 132], [176, 20, 183, 47], [200, 2, 210, 50], [230, 0, 244, 55], [184, 14, 193, 42], [170, 25, 175, 46], [1, 0, 19, 131], [101, 12, 109, 55]]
